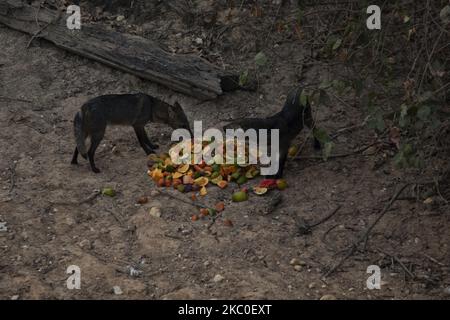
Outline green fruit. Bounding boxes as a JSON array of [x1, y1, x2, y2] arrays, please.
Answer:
[[231, 171, 241, 181], [232, 191, 248, 202], [212, 164, 221, 172], [236, 176, 248, 185], [165, 165, 175, 173], [193, 171, 202, 179], [211, 171, 220, 179], [276, 179, 288, 190], [177, 184, 185, 193], [102, 187, 116, 197], [207, 208, 217, 216]]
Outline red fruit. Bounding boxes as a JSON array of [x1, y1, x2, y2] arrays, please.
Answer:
[[215, 202, 225, 212], [223, 219, 233, 227], [172, 179, 182, 189], [165, 179, 172, 187], [193, 165, 204, 172], [157, 178, 165, 187], [136, 196, 148, 204], [191, 215, 199, 221], [259, 179, 277, 188]]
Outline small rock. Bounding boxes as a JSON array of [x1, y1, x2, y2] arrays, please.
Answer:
[[150, 190, 159, 197], [78, 239, 91, 249], [204, 261, 210, 267], [127, 266, 142, 277], [308, 282, 315, 289], [423, 197, 433, 204], [289, 258, 300, 266], [294, 265, 302, 272], [149, 207, 161, 218], [444, 287, 450, 296], [11, 295, 19, 300], [0, 222, 7, 232], [136, 196, 148, 205], [116, 15, 125, 22], [289, 258, 306, 266], [213, 274, 225, 283], [320, 294, 337, 300], [113, 286, 123, 295], [194, 37, 203, 45]]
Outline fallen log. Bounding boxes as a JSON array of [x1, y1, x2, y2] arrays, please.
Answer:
[[0, 0, 242, 100]]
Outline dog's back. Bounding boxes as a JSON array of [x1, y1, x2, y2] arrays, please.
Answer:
[[81, 93, 153, 127]]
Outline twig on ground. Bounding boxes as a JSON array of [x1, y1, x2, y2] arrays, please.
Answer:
[[105, 207, 125, 226], [330, 116, 370, 139], [0, 96, 33, 104], [321, 224, 340, 251], [50, 189, 101, 206], [323, 183, 411, 278], [297, 205, 342, 235], [294, 141, 378, 161], [154, 188, 208, 209], [377, 248, 416, 279], [421, 253, 446, 266], [26, 7, 62, 48], [8, 161, 17, 194]]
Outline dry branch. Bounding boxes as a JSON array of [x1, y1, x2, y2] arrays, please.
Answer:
[[0, 0, 241, 100]]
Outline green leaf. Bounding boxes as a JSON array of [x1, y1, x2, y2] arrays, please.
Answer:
[[254, 52, 268, 67], [296, 9, 303, 25], [440, 5, 450, 24], [332, 38, 342, 51], [332, 80, 346, 94], [353, 79, 364, 97], [300, 91, 309, 107], [399, 104, 409, 127], [319, 89, 331, 105], [322, 141, 334, 161], [319, 80, 332, 89], [368, 113, 385, 132], [418, 91, 433, 103], [313, 127, 331, 145], [239, 70, 249, 87], [417, 105, 431, 120], [393, 151, 406, 168]]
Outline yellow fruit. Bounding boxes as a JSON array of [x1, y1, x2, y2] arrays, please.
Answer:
[[276, 179, 288, 190], [217, 180, 228, 189], [200, 186, 207, 196], [151, 168, 164, 181], [253, 187, 268, 195], [194, 176, 209, 187], [178, 164, 190, 173], [288, 146, 299, 157], [173, 172, 184, 179]]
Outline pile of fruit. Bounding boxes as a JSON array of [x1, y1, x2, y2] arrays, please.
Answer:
[[146, 139, 288, 201]]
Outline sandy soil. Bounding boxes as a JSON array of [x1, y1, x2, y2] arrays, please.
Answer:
[[0, 3, 449, 299]]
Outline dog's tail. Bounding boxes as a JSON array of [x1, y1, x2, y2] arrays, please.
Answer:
[[74, 111, 87, 159]]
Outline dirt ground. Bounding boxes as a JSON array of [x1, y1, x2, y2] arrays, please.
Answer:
[[0, 2, 449, 300]]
